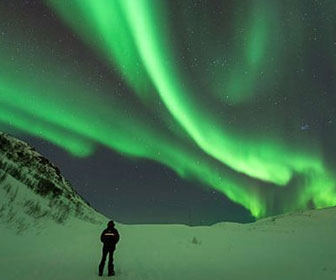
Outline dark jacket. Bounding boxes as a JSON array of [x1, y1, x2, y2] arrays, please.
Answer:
[[100, 227, 120, 248]]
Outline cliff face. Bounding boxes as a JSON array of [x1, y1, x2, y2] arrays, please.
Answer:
[[0, 132, 105, 233]]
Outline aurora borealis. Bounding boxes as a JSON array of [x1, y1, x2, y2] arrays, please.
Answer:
[[1, 0, 336, 221]]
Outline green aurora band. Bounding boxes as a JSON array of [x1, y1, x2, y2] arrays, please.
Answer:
[[1, 0, 336, 218]]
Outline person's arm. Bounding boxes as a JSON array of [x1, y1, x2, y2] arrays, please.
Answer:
[[114, 229, 120, 244], [100, 230, 106, 243]]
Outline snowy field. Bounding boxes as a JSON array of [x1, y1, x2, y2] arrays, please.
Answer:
[[1, 131, 336, 279], [1, 206, 336, 280]]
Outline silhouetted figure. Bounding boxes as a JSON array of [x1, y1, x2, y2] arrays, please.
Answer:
[[98, 220, 120, 277]]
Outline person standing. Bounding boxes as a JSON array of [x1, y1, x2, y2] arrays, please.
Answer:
[[98, 220, 120, 276]]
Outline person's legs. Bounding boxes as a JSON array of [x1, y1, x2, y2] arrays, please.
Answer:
[[107, 247, 115, 276], [99, 247, 108, 276]]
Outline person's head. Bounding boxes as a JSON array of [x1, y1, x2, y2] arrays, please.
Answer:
[[107, 220, 115, 228]]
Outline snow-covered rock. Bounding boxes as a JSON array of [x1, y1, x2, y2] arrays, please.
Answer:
[[0, 132, 106, 233]]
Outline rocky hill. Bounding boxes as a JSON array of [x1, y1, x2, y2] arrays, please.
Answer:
[[0, 132, 106, 233]]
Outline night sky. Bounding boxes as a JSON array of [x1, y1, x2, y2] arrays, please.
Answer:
[[1, 0, 336, 225]]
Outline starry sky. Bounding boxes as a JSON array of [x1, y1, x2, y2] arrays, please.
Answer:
[[1, 0, 336, 225]]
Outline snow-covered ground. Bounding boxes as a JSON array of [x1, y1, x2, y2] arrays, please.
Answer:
[[1, 204, 336, 279], [1, 132, 336, 280]]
